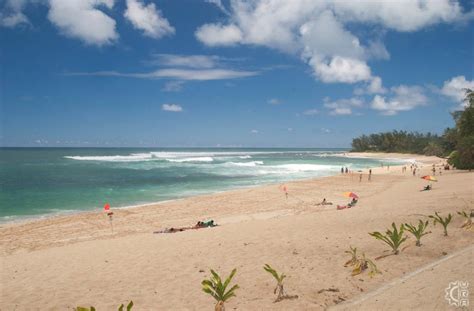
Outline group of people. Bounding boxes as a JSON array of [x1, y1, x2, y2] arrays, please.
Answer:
[[154, 220, 217, 234], [340, 167, 349, 174]]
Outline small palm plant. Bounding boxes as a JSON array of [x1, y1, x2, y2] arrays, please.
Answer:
[[202, 268, 239, 311], [76, 301, 133, 311], [118, 301, 134, 311], [404, 220, 430, 246], [457, 210, 473, 230], [344, 246, 380, 277], [344, 246, 358, 267], [263, 264, 298, 302], [369, 223, 407, 255], [429, 212, 452, 236]]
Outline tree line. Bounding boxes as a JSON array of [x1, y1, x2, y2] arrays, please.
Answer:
[[351, 89, 474, 169]]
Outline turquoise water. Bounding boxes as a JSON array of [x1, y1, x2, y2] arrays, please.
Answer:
[[0, 148, 404, 222]]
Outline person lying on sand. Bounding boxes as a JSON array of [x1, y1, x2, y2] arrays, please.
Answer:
[[337, 198, 358, 210], [420, 185, 432, 191], [153, 220, 218, 234], [315, 198, 333, 206]]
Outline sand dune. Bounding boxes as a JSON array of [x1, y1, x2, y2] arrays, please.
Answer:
[[1, 154, 473, 310]]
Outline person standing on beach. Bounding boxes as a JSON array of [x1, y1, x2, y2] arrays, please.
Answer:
[[368, 169, 372, 181], [359, 173, 362, 182], [345, 167, 348, 174], [341, 167, 344, 174]]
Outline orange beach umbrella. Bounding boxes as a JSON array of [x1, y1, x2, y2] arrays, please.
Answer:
[[421, 175, 438, 182], [343, 192, 359, 199]]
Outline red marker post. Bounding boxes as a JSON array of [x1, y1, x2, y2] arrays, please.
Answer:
[[280, 185, 288, 199], [104, 203, 114, 233]]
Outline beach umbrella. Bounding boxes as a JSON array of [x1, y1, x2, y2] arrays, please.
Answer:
[[343, 192, 359, 199], [421, 175, 438, 182]]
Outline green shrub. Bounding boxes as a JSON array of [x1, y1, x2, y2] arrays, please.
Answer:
[[202, 269, 239, 311], [429, 212, 452, 236], [369, 223, 407, 255], [404, 220, 430, 246], [263, 264, 298, 302]]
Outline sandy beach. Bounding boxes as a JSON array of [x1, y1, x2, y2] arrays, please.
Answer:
[[1, 153, 473, 310]]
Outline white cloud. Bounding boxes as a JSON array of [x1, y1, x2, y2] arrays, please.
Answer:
[[151, 54, 219, 68], [124, 0, 174, 39], [267, 98, 281, 105], [70, 68, 258, 81], [195, 0, 469, 84], [251, 129, 259, 134], [0, 0, 30, 28], [195, 24, 243, 46], [162, 80, 184, 92], [287, 127, 293, 132], [206, 0, 229, 15], [324, 97, 364, 115], [311, 56, 372, 83], [441, 75, 474, 108], [48, 0, 118, 46], [355, 76, 387, 95], [303, 108, 319, 116], [162, 103, 183, 112], [371, 85, 427, 115]]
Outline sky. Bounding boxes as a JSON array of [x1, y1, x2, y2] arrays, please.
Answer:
[[1, 0, 473, 148]]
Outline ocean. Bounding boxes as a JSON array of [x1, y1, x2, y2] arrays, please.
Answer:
[[0, 148, 406, 223]]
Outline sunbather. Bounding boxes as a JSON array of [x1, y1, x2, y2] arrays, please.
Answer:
[[315, 198, 333, 206], [154, 220, 218, 234], [420, 185, 432, 191], [337, 198, 358, 210]]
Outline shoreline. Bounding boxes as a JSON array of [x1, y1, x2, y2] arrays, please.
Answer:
[[0, 152, 415, 227]]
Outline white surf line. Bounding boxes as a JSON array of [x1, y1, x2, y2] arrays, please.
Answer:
[[330, 244, 474, 310]]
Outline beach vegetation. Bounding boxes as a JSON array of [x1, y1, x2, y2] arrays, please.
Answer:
[[263, 264, 298, 302], [457, 210, 473, 230], [75, 301, 133, 311], [404, 220, 430, 246], [351, 89, 474, 170], [344, 246, 380, 277], [369, 223, 407, 255], [429, 212, 452, 236], [202, 268, 239, 311]]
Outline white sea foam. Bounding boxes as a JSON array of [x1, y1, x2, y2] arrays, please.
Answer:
[[166, 157, 214, 163], [64, 153, 154, 162], [224, 161, 263, 167]]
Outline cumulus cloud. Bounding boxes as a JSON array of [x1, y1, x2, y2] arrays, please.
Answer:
[[48, 0, 118, 46], [324, 97, 364, 115], [195, 24, 243, 46], [371, 85, 427, 115], [311, 56, 372, 83], [124, 0, 174, 39], [441, 75, 474, 108], [250, 129, 259, 134], [195, 0, 469, 84], [162, 103, 183, 112], [0, 0, 30, 28]]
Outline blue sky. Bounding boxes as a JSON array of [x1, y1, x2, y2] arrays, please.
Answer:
[[1, 0, 473, 148]]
